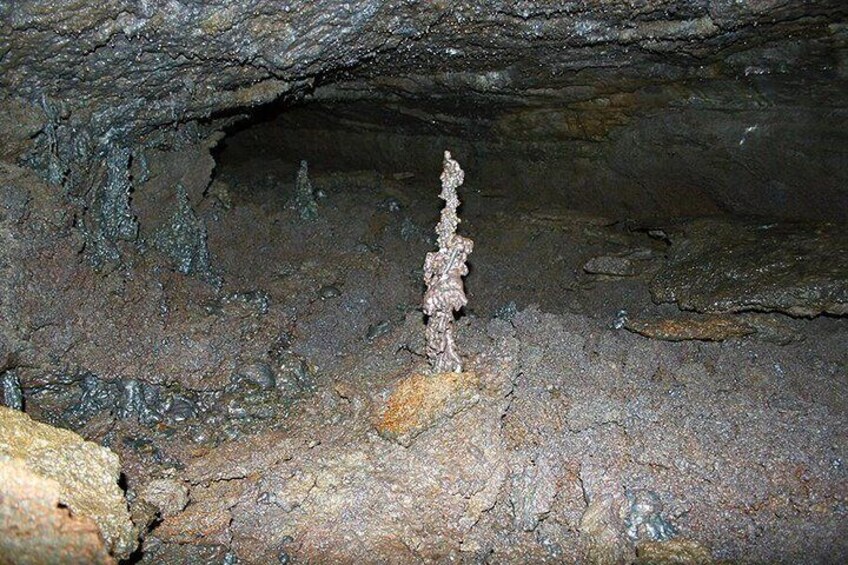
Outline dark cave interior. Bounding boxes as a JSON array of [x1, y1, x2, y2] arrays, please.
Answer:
[[1, 2, 847, 564]]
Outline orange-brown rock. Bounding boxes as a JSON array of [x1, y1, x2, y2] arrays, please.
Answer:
[[625, 315, 755, 342], [0, 459, 114, 565], [376, 371, 480, 446]]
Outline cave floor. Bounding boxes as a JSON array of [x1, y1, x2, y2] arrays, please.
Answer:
[[9, 155, 847, 563]]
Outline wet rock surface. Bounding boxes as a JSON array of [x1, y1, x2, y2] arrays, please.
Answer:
[[651, 219, 848, 317], [0, 369, 23, 409], [3, 1, 844, 144], [2, 134, 847, 562], [1, 3, 847, 559]]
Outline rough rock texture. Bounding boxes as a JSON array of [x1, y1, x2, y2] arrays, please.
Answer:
[[585, 255, 636, 277], [625, 314, 756, 342], [124, 305, 848, 564], [137, 478, 190, 519], [147, 315, 515, 564], [636, 538, 715, 565], [376, 371, 480, 446], [579, 493, 635, 565], [0, 407, 136, 560], [3, 1, 844, 140], [1, 2, 846, 561], [651, 219, 848, 317], [0, 163, 286, 393], [1, 1, 846, 232], [0, 459, 115, 565], [3, 140, 845, 562]]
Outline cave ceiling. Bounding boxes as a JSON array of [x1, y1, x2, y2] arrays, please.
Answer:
[[2, 1, 845, 143]]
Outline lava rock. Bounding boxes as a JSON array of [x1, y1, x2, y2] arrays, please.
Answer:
[[651, 219, 848, 316], [138, 478, 189, 518], [276, 352, 317, 394], [366, 320, 391, 342], [494, 301, 519, 322], [0, 459, 114, 564], [376, 371, 481, 447], [624, 314, 756, 342], [584, 255, 636, 276], [318, 285, 342, 300], [511, 455, 558, 532], [635, 538, 714, 564], [579, 493, 635, 565], [218, 290, 271, 315], [624, 490, 677, 542], [117, 379, 163, 425], [64, 374, 120, 426], [151, 184, 215, 280], [232, 362, 277, 390], [166, 395, 198, 423], [0, 370, 23, 410], [0, 179, 30, 223], [0, 407, 136, 559]]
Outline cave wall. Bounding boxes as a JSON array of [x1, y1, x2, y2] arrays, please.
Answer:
[[228, 64, 848, 220], [1, 1, 847, 262], [2, 5, 848, 562], [3, 3, 847, 160]]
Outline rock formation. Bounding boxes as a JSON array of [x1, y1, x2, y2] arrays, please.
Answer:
[[423, 151, 474, 374], [0, 407, 136, 561]]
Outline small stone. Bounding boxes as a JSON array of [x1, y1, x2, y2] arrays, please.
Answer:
[[167, 396, 197, 423], [494, 301, 518, 322], [612, 309, 629, 330], [227, 399, 248, 419], [583, 255, 635, 276], [1, 370, 23, 410], [378, 197, 402, 212], [625, 490, 677, 542], [257, 491, 277, 505], [647, 229, 670, 243], [232, 362, 276, 390], [377, 371, 480, 447], [138, 478, 189, 518], [366, 320, 391, 341], [318, 285, 341, 300]]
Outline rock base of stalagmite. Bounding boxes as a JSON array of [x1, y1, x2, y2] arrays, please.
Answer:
[[376, 371, 481, 447]]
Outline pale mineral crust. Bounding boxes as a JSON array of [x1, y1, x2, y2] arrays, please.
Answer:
[[0, 406, 136, 560], [423, 151, 474, 374]]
